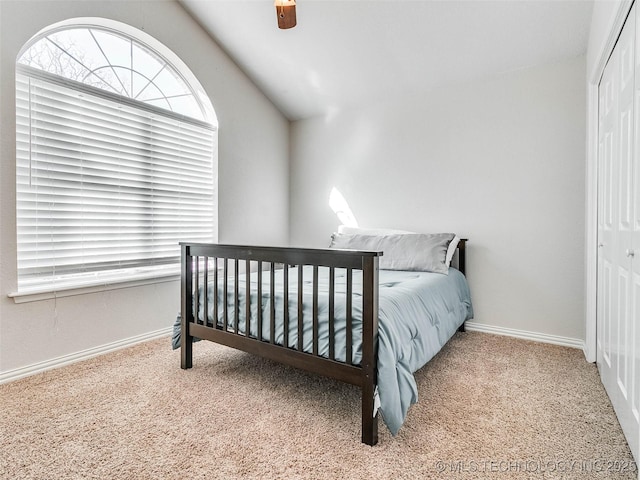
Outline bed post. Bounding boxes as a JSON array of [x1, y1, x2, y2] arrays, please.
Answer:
[[361, 254, 379, 446], [181, 243, 193, 370], [457, 239, 467, 333], [457, 239, 467, 276]]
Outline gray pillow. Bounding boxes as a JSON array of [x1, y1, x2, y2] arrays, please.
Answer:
[[329, 232, 455, 274]]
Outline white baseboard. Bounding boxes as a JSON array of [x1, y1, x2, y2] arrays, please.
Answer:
[[464, 321, 585, 351], [0, 323, 586, 385], [0, 327, 172, 385]]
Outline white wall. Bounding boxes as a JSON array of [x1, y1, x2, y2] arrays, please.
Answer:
[[0, 0, 289, 375], [290, 56, 586, 342]]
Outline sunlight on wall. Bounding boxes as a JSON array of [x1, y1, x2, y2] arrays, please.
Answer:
[[329, 187, 358, 227]]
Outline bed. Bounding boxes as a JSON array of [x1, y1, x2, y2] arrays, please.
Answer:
[[176, 231, 473, 445]]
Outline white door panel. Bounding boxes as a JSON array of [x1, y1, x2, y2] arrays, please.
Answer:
[[616, 266, 629, 396], [603, 261, 613, 368], [597, 3, 639, 464], [598, 32, 618, 372]]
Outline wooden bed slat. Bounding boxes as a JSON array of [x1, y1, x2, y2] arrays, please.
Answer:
[[346, 267, 353, 365], [245, 259, 251, 337], [270, 264, 275, 344], [297, 264, 304, 351], [329, 267, 335, 360], [234, 258, 239, 335], [284, 265, 289, 348], [312, 265, 319, 356], [203, 257, 209, 327], [257, 261, 263, 340], [223, 258, 229, 331], [213, 257, 219, 329]]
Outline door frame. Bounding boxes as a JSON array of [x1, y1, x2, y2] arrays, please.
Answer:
[[586, 0, 634, 363]]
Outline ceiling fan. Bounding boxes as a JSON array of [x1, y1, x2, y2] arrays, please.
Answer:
[[275, 0, 296, 29]]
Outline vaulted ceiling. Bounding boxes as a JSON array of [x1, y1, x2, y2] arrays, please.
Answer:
[[180, 0, 594, 121]]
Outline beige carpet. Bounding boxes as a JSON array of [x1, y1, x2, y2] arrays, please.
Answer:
[[0, 332, 636, 479]]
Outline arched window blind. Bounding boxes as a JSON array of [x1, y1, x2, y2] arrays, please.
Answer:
[[16, 26, 217, 292]]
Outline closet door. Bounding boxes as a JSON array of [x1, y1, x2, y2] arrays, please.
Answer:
[[633, 4, 640, 457], [597, 3, 639, 463], [597, 13, 619, 394]]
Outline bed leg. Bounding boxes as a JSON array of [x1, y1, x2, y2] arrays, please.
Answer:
[[181, 329, 193, 370], [362, 381, 378, 446], [362, 412, 379, 446], [181, 340, 193, 370], [180, 244, 193, 370], [180, 312, 193, 370]]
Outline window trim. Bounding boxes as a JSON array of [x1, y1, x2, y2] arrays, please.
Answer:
[[8, 268, 180, 304]]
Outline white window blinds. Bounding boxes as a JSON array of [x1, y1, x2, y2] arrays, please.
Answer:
[[16, 66, 216, 291]]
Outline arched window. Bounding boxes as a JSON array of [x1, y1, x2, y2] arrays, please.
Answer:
[[15, 23, 217, 293]]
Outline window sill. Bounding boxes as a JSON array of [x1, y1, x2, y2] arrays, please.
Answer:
[[8, 268, 181, 304]]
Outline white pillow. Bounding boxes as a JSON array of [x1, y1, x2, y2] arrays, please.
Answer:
[[445, 235, 460, 267], [337, 227, 460, 268], [337, 225, 415, 235], [329, 232, 455, 274]]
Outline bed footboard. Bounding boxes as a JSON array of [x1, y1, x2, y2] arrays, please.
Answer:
[[180, 242, 382, 445]]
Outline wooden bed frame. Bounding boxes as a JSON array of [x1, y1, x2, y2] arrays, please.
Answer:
[[180, 239, 467, 446]]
